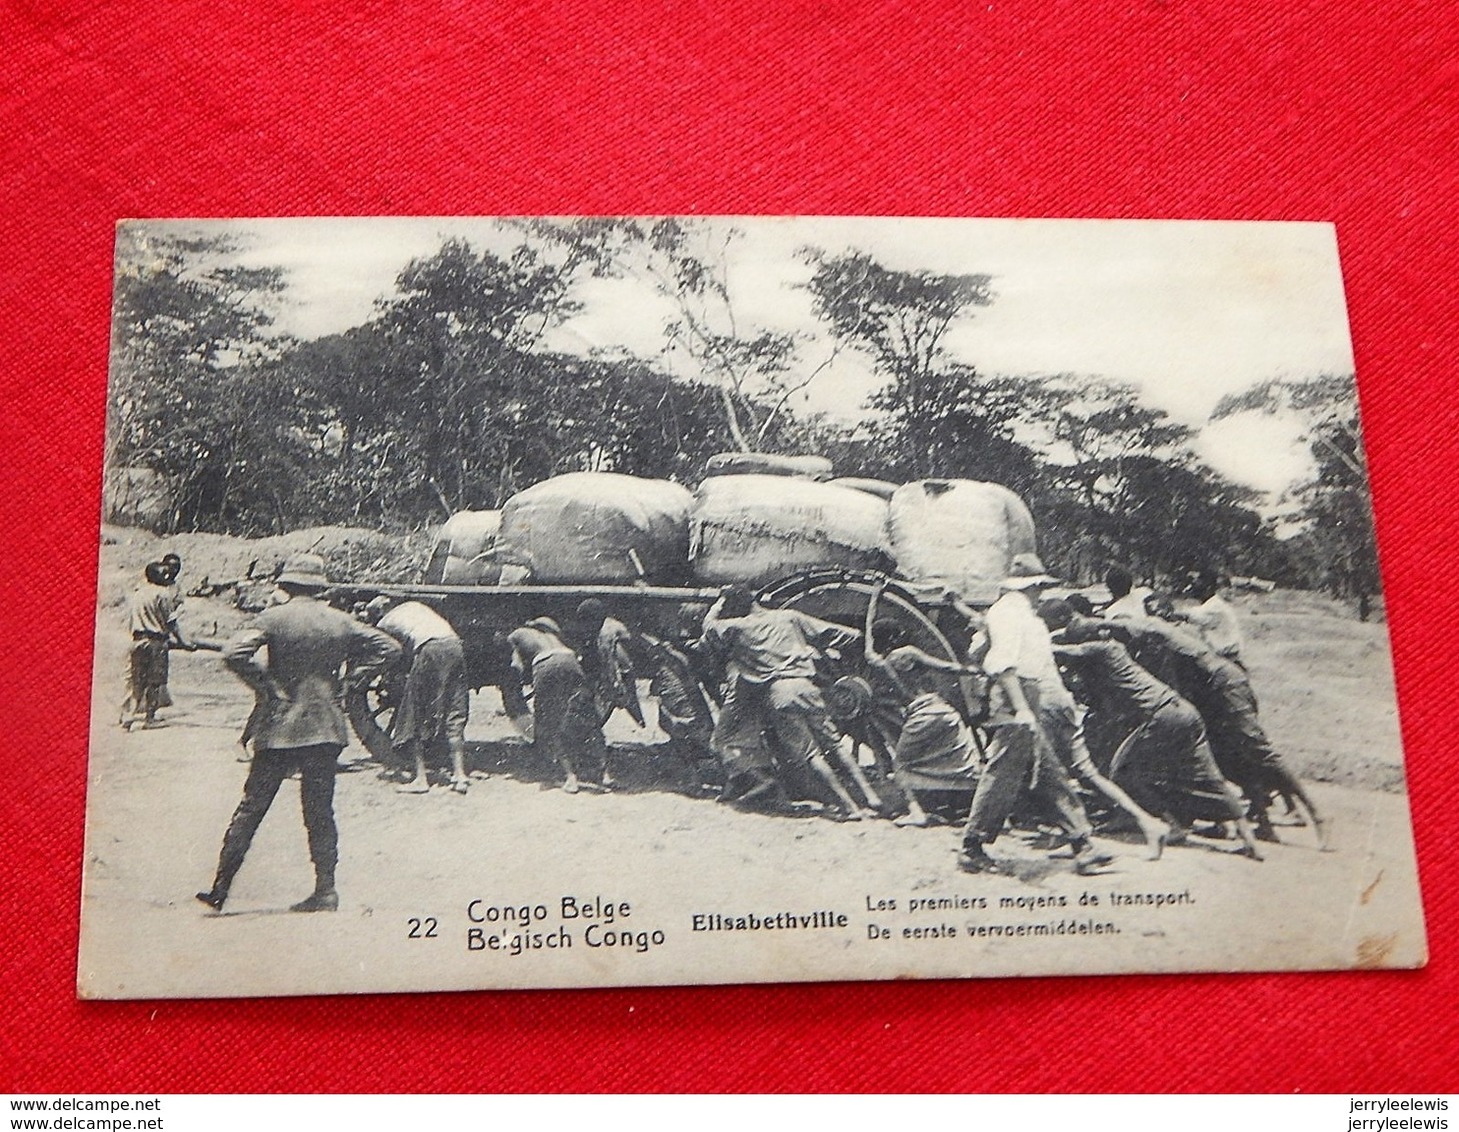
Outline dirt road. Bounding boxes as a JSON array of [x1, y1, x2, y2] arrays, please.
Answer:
[[78, 599, 1426, 999]]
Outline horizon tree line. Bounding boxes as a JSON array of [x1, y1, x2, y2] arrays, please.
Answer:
[[104, 221, 1381, 609]]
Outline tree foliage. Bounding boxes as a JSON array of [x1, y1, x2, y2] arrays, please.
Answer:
[[601, 218, 833, 452], [804, 251, 993, 476], [108, 228, 1333, 602], [1213, 373, 1379, 607], [109, 228, 298, 533]]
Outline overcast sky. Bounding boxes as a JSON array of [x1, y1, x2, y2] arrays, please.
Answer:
[[153, 215, 1358, 498]]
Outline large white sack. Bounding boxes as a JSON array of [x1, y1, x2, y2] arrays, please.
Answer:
[[425, 510, 502, 584], [690, 475, 892, 585], [703, 452, 834, 480], [889, 479, 1037, 603], [496, 473, 694, 584]]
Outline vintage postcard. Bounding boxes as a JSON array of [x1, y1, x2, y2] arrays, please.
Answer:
[[80, 216, 1425, 999]]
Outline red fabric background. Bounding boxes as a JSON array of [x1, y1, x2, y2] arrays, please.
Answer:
[[2, 0, 1456, 1094]]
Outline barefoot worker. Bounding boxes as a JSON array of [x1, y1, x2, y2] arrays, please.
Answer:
[[574, 598, 648, 729], [121, 561, 194, 730], [508, 616, 608, 793], [861, 583, 982, 828], [701, 586, 884, 820], [1174, 568, 1245, 666], [196, 553, 400, 914], [1110, 596, 1327, 848], [1101, 565, 1153, 621], [364, 596, 472, 795], [1041, 599, 1263, 861]]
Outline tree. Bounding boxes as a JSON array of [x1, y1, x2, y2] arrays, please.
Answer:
[[1213, 374, 1380, 613], [329, 238, 593, 518], [804, 250, 994, 476], [866, 366, 1053, 491], [606, 218, 831, 453], [1027, 377, 1286, 583], [108, 227, 296, 533], [276, 230, 777, 529]]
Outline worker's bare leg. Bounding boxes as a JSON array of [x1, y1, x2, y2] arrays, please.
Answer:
[[1082, 769, 1169, 860], [807, 753, 872, 819], [1050, 706, 1168, 858], [1224, 783, 1264, 860], [894, 791, 932, 827], [830, 742, 884, 813], [396, 739, 431, 793], [448, 733, 469, 794], [1268, 772, 1329, 851]]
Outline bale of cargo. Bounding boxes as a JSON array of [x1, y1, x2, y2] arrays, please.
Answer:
[[888, 479, 1038, 604], [494, 473, 694, 584], [828, 476, 899, 501], [423, 510, 502, 585], [703, 452, 834, 481], [690, 475, 892, 585]]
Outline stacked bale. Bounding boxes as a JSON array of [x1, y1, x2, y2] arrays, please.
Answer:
[[448, 462, 1039, 598], [494, 472, 695, 584], [703, 452, 834, 480], [689, 475, 893, 586], [424, 510, 502, 585], [887, 479, 1038, 603]]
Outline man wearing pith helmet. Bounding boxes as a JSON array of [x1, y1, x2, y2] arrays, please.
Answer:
[[196, 552, 401, 914], [958, 552, 1116, 877]]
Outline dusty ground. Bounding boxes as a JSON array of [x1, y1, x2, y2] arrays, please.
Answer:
[[77, 551, 1426, 999]]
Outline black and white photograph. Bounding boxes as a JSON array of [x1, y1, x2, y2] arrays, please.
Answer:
[[79, 215, 1425, 999]]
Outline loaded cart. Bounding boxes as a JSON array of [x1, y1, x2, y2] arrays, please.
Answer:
[[336, 568, 984, 779], [336, 464, 1037, 776]]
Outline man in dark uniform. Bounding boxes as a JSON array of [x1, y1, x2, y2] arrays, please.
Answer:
[[1107, 596, 1327, 847], [1040, 599, 1263, 860], [195, 553, 401, 913]]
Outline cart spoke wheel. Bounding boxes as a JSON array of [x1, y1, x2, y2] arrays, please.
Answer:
[[759, 568, 974, 726], [346, 675, 397, 762]]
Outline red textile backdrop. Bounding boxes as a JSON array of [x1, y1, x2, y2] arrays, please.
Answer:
[[3, 0, 1456, 1094]]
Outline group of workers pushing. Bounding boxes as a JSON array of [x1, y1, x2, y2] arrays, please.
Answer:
[[122, 546, 1328, 911], [357, 553, 1327, 878]]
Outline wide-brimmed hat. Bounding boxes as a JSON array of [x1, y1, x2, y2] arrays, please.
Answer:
[[1002, 552, 1059, 590], [277, 552, 330, 590], [525, 616, 562, 636]]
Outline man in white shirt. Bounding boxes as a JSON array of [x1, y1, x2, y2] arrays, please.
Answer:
[[1176, 569, 1245, 664], [1102, 566, 1153, 620], [365, 596, 471, 794], [959, 554, 1115, 876]]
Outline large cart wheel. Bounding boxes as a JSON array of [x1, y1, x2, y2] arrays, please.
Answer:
[[345, 674, 399, 764], [757, 569, 979, 768]]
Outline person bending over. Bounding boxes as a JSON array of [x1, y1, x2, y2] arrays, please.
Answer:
[[364, 595, 472, 795], [861, 584, 982, 827], [508, 617, 608, 793], [701, 586, 883, 819], [1041, 599, 1262, 861]]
